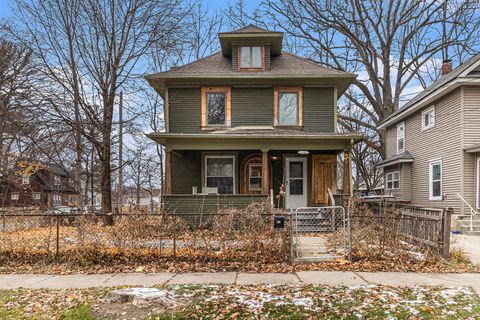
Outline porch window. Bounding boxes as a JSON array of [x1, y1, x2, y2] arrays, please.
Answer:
[[396, 122, 405, 153], [54, 175, 61, 186], [205, 156, 235, 194], [274, 87, 303, 127], [22, 175, 30, 185], [201, 87, 231, 128], [429, 159, 442, 201], [11, 193, 19, 201], [386, 171, 400, 190], [239, 46, 263, 70], [248, 163, 262, 191], [421, 106, 435, 130], [33, 193, 41, 201]]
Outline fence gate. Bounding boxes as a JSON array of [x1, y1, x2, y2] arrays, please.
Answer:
[[292, 206, 351, 261]]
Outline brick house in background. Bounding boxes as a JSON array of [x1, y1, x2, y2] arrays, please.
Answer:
[[0, 163, 76, 209]]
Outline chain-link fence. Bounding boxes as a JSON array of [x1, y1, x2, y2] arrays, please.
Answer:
[[292, 206, 351, 260]]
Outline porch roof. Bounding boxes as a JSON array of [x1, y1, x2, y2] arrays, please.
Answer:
[[464, 143, 480, 153], [377, 151, 415, 168], [146, 131, 364, 151]]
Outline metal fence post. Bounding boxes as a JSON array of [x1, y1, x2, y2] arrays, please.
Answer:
[[56, 216, 60, 256]]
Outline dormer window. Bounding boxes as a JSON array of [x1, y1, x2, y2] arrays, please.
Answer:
[[238, 46, 263, 70], [201, 87, 231, 129]]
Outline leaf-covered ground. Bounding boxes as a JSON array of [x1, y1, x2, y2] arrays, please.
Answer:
[[1, 284, 479, 319]]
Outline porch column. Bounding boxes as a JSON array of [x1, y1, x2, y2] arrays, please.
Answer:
[[165, 149, 172, 195], [261, 149, 269, 195], [343, 150, 352, 195]]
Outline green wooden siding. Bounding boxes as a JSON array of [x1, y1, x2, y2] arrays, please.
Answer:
[[168, 87, 335, 133], [163, 194, 268, 215], [171, 151, 201, 194], [265, 45, 271, 70], [232, 45, 238, 71], [169, 88, 201, 133], [303, 87, 335, 132], [232, 88, 274, 126]]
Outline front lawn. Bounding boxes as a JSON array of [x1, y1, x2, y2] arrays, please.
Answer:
[[1, 285, 479, 319]]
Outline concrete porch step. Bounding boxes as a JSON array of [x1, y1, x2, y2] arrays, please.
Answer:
[[294, 254, 340, 263]]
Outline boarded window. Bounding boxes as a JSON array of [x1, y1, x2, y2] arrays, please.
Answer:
[[201, 87, 231, 128], [278, 92, 298, 126]]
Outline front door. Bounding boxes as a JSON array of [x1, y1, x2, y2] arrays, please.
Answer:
[[285, 157, 307, 209], [312, 155, 337, 205]]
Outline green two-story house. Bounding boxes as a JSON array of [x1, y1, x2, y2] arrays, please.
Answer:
[[146, 25, 363, 213]]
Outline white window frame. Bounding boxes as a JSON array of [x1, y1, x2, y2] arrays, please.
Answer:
[[204, 155, 236, 194], [429, 159, 443, 201], [476, 156, 480, 209], [54, 175, 61, 186], [53, 193, 62, 206], [248, 163, 262, 191], [11, 193, 19, 201], [32, 193, 41, 201], [22, 175, 30, 185], [421, 106, 435, 131], [386, 171, 400, 190], [396, 122, 405, 153]]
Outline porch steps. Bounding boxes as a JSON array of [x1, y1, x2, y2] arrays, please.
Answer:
[[295, 235, 339, 263], [295, 254, 342, 263], [452, 214, 480, 235]]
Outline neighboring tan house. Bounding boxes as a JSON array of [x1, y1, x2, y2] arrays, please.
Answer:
[[146, 25, 363, 213], [378, 55, 480, 220], [0, 163, 76, 209]]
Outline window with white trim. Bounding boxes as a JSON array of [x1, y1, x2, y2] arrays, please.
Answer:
[[396, 122, 405, 153], [386, 171, 400, 190], [429, 160, 442, 201], [11, 193, 19, 201], [205, 156, 235, 194], [477, 157, 480, 209], [33, 193, 41, 201], [248, 163, 262, 191], [421, 106, 435, 130], [22, 175, 30, 185], [54, 175, 61, 186], [53, 193, 62, 206]]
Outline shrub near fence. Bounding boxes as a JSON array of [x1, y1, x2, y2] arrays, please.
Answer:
[[0, 202, 292, 270]]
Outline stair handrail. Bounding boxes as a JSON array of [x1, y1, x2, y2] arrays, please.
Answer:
[[456, 193, 478, 232]]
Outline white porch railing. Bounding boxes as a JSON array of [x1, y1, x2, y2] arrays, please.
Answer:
[[456, 193, 478, 232]]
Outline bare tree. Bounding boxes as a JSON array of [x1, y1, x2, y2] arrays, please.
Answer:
[[259, 0, 480, 157]]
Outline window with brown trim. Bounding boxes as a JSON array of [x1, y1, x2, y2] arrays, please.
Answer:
[[238, 46, 264, 71], [201, 87, 231, 129], [248, 163, 262, 191], [274, 87, 303, 127]]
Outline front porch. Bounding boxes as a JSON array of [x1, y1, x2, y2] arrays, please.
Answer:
[[148, 131, 363, 213]]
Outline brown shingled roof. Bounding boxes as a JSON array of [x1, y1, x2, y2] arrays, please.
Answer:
[[224, 24, 275, 34], [148, 51, 352, 78]]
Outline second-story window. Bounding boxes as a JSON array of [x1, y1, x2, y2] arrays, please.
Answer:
[[396, 122, 405, 153], [239, 46, 263, 70], [54, 175, 61, 186], [274, 87, 303, 127], [22, 175, 30, 185], [421, 106, 435, 131], [201, 87, 231, 129]]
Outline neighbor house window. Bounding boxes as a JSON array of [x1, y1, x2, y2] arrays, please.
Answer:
[[248, 163, 262, 191], [53, 193, 62, 206], [396, 122, 405, 153], [33, 193, 41, 201], [422, 106, 435, 130], [205, 156, 235, 194], [477, 157, 480, 208], [238, 46, 263, 70], [11, 193, 19, 201], [54, 175, 61, 186], [201, 87, 231, 128], [22, 175, 30, 185], [429, 159, 442, 201], [386, 171, 400, 190], [274, 87, 303, 127]]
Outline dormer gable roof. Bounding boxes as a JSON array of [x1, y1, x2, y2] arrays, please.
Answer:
[[218, 24, 283, 56]]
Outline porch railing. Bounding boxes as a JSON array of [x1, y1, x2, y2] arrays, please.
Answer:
[[456, 193, 478, 232]]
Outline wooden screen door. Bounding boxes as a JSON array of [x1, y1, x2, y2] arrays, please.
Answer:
[[312, 155, 337, 205]]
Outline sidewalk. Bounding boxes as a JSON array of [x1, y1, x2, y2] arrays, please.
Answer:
[[1, 271, 479, 292]]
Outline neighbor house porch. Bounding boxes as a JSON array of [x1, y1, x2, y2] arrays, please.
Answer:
[[148, 131, 364, 213]]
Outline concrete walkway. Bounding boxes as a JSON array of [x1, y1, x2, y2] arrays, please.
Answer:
[[452, 234, 480, 265], [0, 271, 479, 292]]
